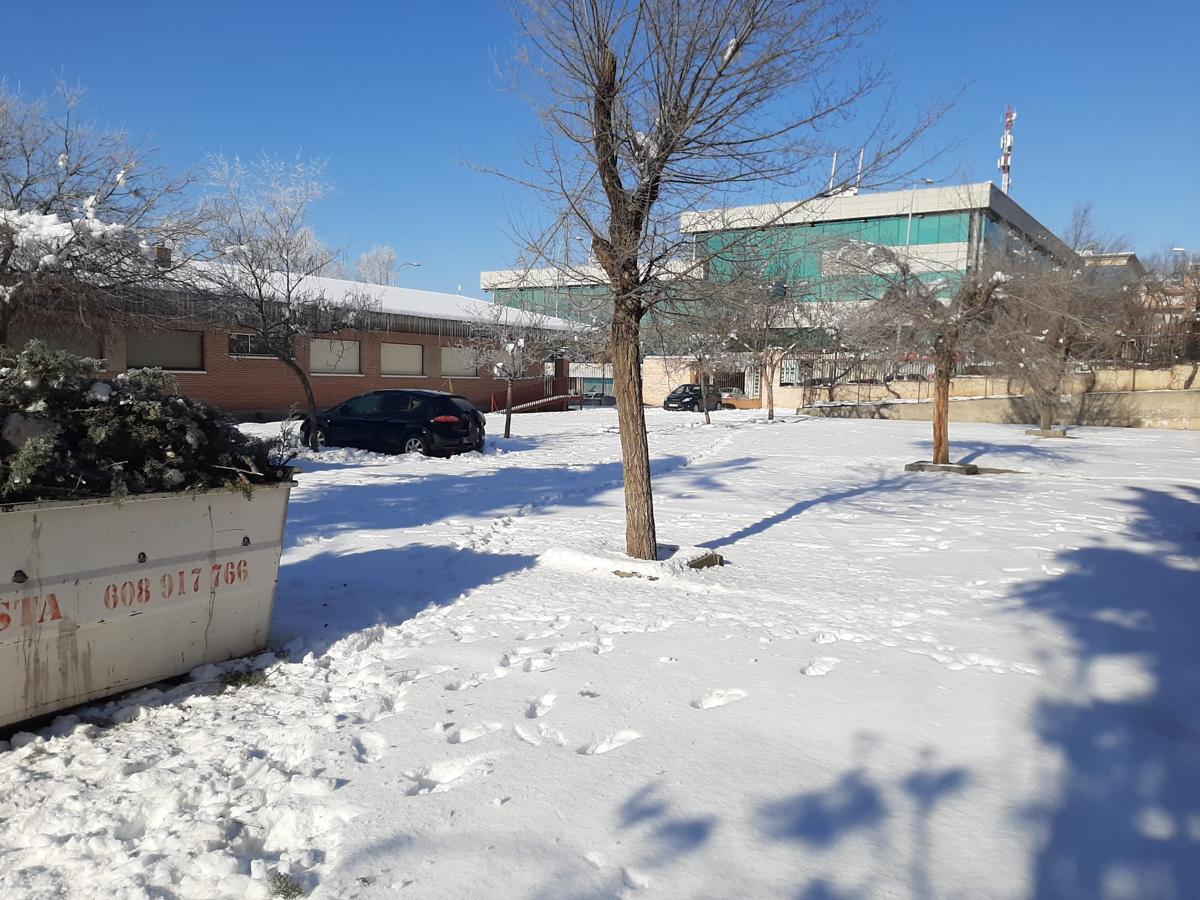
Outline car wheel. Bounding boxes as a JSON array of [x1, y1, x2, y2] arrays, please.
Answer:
[[300, 426, 327, 449], [402, 434, 431, 455]]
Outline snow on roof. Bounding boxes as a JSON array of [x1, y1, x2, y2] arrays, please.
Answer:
[[294, 275, 578, 331], [185, 262, 579, 331]]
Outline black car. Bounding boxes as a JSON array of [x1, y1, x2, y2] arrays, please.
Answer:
[[300, 390, 486, 455], [663, 383, 722, 412], [581, 391, 617, 407]]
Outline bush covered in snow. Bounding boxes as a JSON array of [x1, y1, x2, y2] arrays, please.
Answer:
[[0, 341, 291, 504]]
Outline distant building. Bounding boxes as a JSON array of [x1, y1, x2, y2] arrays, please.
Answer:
[[9, 277, 574, 418], [481, 182, 1083, 319]]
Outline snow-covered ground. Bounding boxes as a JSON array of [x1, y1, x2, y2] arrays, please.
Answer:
[[2, 410, 1199, 899]]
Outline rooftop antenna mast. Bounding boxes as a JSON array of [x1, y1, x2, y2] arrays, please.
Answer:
[[997, 105, 1016, 194], [827, 151, 838, 194]]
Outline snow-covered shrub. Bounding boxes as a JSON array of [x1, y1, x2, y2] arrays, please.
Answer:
[[0, 341, 292, 503]]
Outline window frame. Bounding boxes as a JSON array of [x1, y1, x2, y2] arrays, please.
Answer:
[[309, 338, 363, 375], [439, 346, 480, 378], [227, 332, 276, 359], [126, 330, 205, 373], [380, 342, 426, 377]]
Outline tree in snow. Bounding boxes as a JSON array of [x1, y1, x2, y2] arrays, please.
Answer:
[[458, 304, 570, 439], [196, 154, 376, 449], [506, 0, 942, 558], [986, 206, 1139, 432], [0, 81, 197, 348], [649, 287, 741, 425], [837, 243, 1005, 465], [355, 244, 399, 285]]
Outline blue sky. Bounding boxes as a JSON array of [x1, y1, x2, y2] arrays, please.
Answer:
[[4, 1, 1196, 294]]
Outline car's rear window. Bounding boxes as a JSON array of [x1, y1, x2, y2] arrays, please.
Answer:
[[448, 397, 478, 414]]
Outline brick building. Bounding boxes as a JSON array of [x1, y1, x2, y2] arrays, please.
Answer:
[[11, 276, 574, 418]]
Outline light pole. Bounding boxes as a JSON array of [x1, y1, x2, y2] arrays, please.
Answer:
[[393, 261, 420, 287]]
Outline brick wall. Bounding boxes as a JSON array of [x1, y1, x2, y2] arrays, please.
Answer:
[[98, 325, 552, 419]]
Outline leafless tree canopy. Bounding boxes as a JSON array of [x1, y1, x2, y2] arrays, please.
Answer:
[[195, 154, 376, 447], [0, 81, 198, 347], [509, 0, 938, 558], [356, 244, 399, 285], [458, 304, 573, 438]]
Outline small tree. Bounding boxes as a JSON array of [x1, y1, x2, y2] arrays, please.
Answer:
[[459, 304, 567, 438], [355, 244, 398, 285], [0, 81, 197, 348], [651, 289, 740, 425], [508, 0, 939, 558], [197, 155, 376, 449], [983, 205, 1137, 432], [839, 245, 1004, 464]]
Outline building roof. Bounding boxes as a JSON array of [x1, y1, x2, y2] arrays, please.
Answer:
[[300, 275, 577, 330], [681, 182, 1074, 262]]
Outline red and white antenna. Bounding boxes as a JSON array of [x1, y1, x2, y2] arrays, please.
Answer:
[[997, 105, 1017, 194]]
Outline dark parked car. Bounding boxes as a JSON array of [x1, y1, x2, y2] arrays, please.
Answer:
[[300, 390, 486, 455], [884, 373, 928, 383], [581, 391, 617, 407], [663, 383, 722, 412]]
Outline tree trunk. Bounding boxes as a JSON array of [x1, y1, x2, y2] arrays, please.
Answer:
[[504, 380, 514, 439], [282, 356, 321, 451], [0, 304, 10, 349], [611, 299, 657, 560], [700, 363, 711, 426], [764, 360, 775, 420], [1038, 397, 1054, 432], [931, 348, 952, 465]]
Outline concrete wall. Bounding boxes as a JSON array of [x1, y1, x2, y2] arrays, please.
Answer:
[[642, 357, 698, 405], [802, 390, 1200, 430]]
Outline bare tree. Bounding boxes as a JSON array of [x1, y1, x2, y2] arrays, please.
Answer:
[[458, 304, 570, 438], [985, 206, 1138, 432], [838, 244, 1005, 464], [707, 244, 821, 419], [0, 80, 197, 347], [196, 154, 375, 449], [509, 0, 939, 558], [356, 244, 398, 285], [650, 289, 740, 425]]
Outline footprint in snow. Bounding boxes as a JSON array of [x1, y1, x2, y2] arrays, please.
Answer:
[[526, 693, 556, 718], [690, 689, 748, 710], [403, 756, 492, 795], [447, 722, 503, 744], [801, 657, 840, 676], [578, 730, 641, 755], [812, 632, 839, 645], [351, 732, 388, 763]]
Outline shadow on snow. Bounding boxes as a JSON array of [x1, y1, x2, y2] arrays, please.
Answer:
[[1010, 484, 1200, 899]]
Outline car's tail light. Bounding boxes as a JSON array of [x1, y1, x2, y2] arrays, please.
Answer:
[[431, 415, 460, 424]]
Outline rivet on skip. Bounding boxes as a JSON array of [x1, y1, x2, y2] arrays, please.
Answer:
[[13, 570, 27, 584], [137, 552, 147, 564], [242, 536, 251, 547]]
